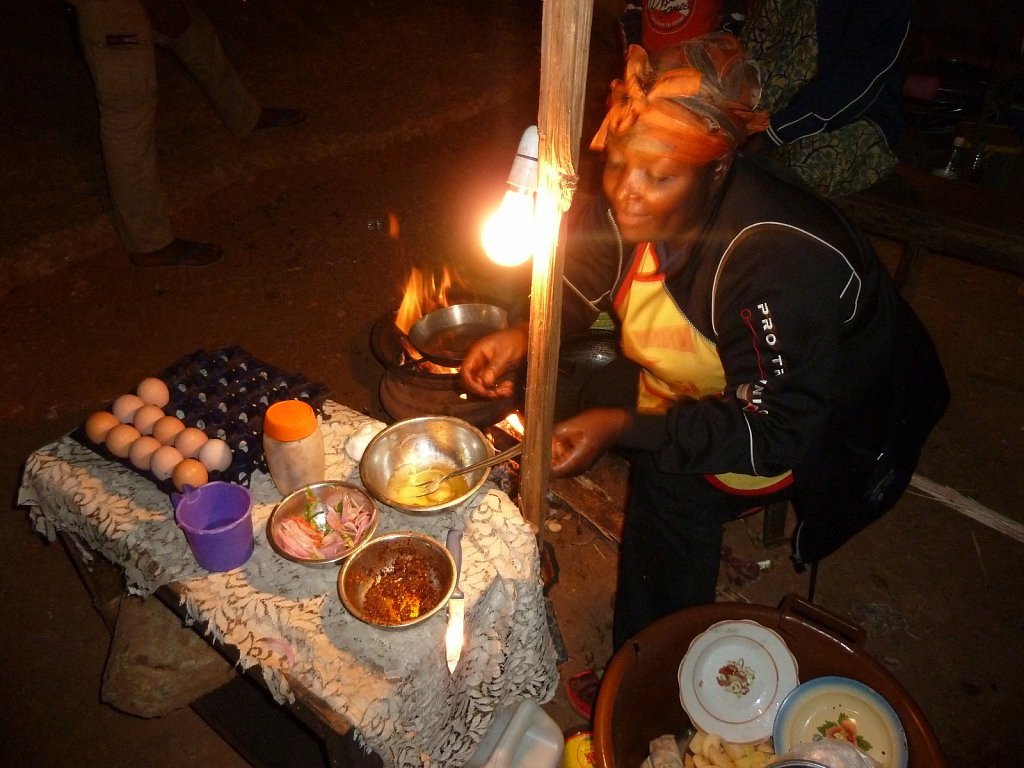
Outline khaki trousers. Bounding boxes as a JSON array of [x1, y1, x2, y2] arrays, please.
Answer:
[[75, 0, 260, 252]]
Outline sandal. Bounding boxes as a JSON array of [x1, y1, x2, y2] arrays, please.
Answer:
[[566, 668, 603, 721]]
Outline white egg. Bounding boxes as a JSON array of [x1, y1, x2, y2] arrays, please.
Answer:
[[105, 423, 141, 458], [174, 427, 209, 459], [85, 411, 120, 444], [136, 377, 170, 407], [198, 438, 233, 473], [112, 393, 145, 423], [152, 415, 186, 445], [345, 422, 385, 462], [132, 404, 165, 435], [150, 445, 184, 481], [128, 435, 162, 470]]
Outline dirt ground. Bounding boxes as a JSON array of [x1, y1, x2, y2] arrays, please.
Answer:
[[2, 2, 1023, 767]]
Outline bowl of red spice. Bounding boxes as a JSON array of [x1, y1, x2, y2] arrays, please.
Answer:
[[337, 531, 456, 629]]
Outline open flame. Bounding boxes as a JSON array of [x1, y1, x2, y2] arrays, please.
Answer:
[[497, 411, 525, 439], [393, 264, 462, 374], [395, 265, 456, 336]]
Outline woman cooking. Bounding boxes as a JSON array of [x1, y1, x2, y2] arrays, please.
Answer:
[[461, 33, 948, 650]]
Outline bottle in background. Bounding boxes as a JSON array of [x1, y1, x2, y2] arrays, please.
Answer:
[[932, 136, 966, 179], [966, 140, 987, 183]]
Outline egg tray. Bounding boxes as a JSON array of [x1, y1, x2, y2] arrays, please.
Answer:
[[71, 346, 330, 496]]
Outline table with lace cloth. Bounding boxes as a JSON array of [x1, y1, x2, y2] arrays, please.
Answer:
[[18, 400, 559, 768]]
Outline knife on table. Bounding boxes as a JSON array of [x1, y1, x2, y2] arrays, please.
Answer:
[[444, 528, 465, 674]]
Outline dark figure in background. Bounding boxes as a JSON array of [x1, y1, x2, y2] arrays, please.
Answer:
[[462, 34, 948, 650], [68, 0, 305, 267], [740, 0, 914, 197]]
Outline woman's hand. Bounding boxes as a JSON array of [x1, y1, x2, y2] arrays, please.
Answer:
[[550, 407, 631, 478], [459, 325, 529, 399]]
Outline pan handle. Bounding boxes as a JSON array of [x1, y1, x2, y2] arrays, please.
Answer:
[[778, 593, 866, 651]]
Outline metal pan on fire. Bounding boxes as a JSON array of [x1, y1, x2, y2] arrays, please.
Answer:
[[407, 304, 508, 367]]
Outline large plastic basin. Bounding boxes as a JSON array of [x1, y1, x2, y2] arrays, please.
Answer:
[[593, 594, 945, 767]]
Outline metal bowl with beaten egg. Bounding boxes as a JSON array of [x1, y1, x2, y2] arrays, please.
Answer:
[[358, 415, 492, 514]]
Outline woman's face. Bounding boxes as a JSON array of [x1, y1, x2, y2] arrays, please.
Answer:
[[602, 137, 720, 246]]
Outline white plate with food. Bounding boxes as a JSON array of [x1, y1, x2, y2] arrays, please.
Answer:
[[678, 619, 799, 744], [773, 676, 908, 768]]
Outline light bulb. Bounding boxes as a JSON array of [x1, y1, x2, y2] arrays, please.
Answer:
[[482, 126, 539, 267], [482, 190, 535, 267]]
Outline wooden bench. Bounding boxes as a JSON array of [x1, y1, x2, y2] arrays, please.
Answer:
[[833, 162, 1024, 297]]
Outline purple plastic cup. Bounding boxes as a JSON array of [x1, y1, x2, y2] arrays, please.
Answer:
[[173, 481, 254, 571]]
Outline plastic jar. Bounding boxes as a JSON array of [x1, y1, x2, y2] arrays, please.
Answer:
[[262, 400, 325, 495]]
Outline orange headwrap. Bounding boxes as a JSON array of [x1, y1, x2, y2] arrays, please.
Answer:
[[591, 33, 769, 164]]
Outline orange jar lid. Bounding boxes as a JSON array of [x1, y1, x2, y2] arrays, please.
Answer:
[[264, 400, 317, 441]]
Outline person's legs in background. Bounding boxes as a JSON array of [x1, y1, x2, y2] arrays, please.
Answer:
[[612, 451, 789, 650], [159, 1, 305, 135], [156, 1, 261, 136], [74, 0, 221, 266], [76, 0, 172, 254]]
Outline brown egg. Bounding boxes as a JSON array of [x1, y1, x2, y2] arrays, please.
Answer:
[[105, 423, 141, 458], [152, 415, 186, 445], [150, 445, 184, 481], [112, 393, 145, 423], [132, 404, 165, 436], [85, 411, 120, 444], [136, 377, 170, 408], [172, 458, 209, 491], [128, 435, 162, 470], [174, 427, 209, 459]]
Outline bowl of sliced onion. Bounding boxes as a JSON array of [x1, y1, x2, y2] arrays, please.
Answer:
[[266, 481, 379, 568]]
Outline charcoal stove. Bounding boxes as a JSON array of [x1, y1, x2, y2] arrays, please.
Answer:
[[370, 311, 516, 428]]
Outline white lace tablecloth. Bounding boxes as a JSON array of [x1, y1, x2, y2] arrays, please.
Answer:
[[18, 400, 559, 768]]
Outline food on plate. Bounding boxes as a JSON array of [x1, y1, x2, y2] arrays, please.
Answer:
[[274, 486, 375, 561], [643, 729, 774, 768], [85, 410, 120, 444]]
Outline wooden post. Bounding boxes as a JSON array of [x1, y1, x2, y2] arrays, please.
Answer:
[[518, 0, 594, 532]]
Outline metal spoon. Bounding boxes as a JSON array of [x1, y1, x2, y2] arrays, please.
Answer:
[[413, 443, 523, 497]]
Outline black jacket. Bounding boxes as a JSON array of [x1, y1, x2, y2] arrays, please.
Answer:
[[765, 0, 912, 149], [560, 154, 948, 563]]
